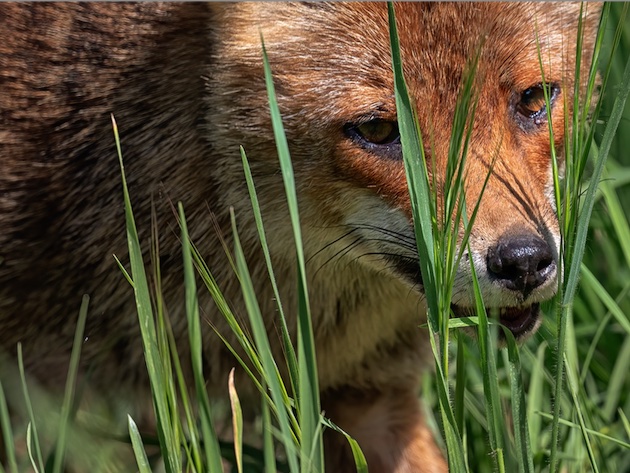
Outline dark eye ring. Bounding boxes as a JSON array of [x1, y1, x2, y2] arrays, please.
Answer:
[[516, 83, 559, 124], [346, 119, 400, 146]]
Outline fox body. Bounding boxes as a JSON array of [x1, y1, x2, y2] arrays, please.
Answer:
[[0, 3, 600, 471]]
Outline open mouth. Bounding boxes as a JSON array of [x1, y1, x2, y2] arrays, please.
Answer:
[[451, 303, 541, 339]]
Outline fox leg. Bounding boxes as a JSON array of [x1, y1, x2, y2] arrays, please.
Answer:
[[323, 387, 447, 473]]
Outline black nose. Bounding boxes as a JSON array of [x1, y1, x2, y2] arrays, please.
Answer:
[[487, 233, 555, 298]]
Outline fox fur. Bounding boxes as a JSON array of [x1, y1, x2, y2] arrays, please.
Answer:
[[0, 3, 601, 472]]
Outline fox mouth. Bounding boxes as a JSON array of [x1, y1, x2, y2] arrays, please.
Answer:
[[451, 303, 540, 339], [389, 255, 542, 339]]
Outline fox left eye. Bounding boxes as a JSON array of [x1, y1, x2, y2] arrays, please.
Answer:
[[345, 119, 402, 159], [354, 120, 400, 145], [516, 83, 559, 124]]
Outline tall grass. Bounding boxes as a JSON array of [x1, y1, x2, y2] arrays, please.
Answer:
[[1, 3, 629, 473], [392, 3, 630, 472]]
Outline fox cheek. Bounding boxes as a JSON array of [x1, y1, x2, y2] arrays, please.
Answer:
[[332, 145, 413, 219]]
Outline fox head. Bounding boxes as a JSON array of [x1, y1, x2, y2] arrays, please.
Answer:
[[206, 2, 601, 340]]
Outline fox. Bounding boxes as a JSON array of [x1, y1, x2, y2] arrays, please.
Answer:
[[0, 2, 601, 472]]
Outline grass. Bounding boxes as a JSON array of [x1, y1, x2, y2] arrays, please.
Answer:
[[1, 2, 630, 472]]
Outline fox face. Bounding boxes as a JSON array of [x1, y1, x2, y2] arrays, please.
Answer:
[[208, 1, 599, 344], [0, 2, 601, 472]]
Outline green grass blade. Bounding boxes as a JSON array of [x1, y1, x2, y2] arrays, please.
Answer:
[[580, 264, 630, 335], [469, 255, 506, 470], [599, 177, 630, 265], [447, 317, 480, 329], [51, 295, 89, 473], [193, 249, 267, 381], [128, 416, 152, 473], [454, 335, 467, 436], [296, 272, 321, 473], [387, 2, 438, 326], [240, 145, 300, 402], [230, 211, 300, 472], [620, 409, 630, 439], [428, 332, 469, 472], [211, 328, 270, 406], [526, 342, 547, 454], [0, 381, 17, 473], [536, 411, 630, 449], [389, 3, 467, 470], [262, 383, 277, 473], [563, 354, 599, 473], [261, 36, 323, 472], [178, 203, 224, 472], [602, 336, 630, 421], [165, 321, 203, 471], [501, 329, 534, 473], [17, 344, 44, 473], [112, 115, 181, 473], [196, 247, 301, 433], [321, 419, 368, 473]]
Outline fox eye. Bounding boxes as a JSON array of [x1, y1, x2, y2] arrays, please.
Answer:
[[516, 83, 559, 125], [345, 119, 402, 160], [354, 120, 400, 145]]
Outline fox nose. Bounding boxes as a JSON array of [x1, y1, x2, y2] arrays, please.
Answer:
[[487, 233, 555, 298]]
